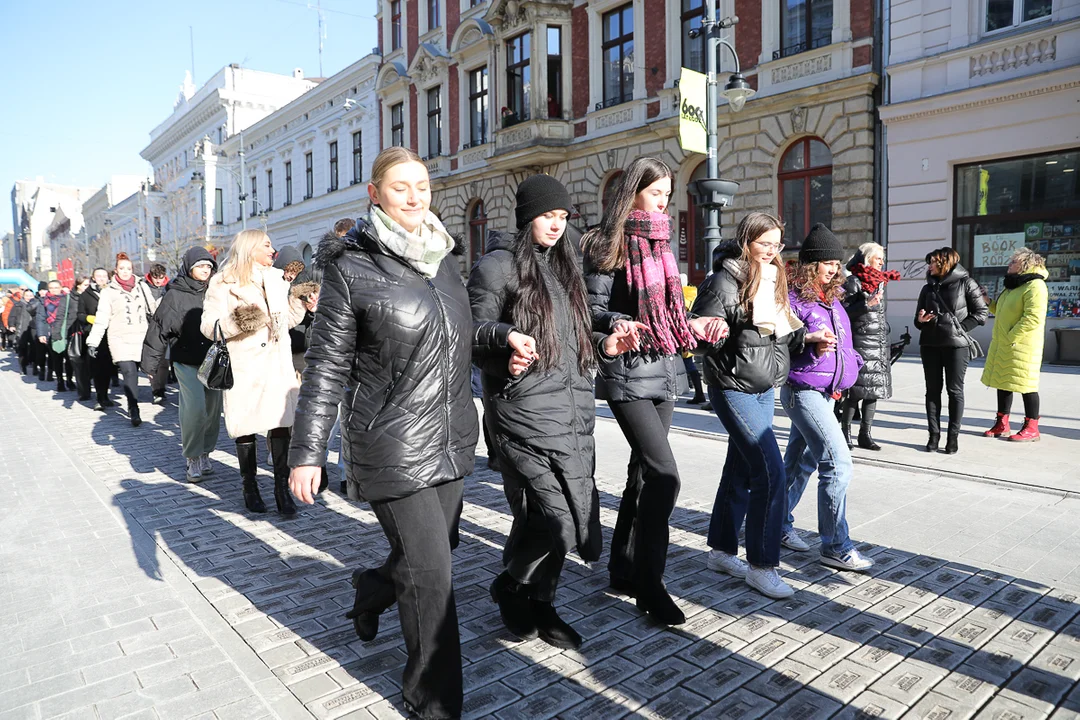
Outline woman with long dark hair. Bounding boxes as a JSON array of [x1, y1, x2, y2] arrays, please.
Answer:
[[583, 157, 726, 625]]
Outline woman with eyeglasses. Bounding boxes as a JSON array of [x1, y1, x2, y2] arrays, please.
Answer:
[[915, 247, 988, 454]]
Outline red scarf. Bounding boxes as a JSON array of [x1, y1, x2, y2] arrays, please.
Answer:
[[624, 210, 697, 355], [44, 294, 63, 325], [851, 263, 900, 296], [116, 275, 136, 292]]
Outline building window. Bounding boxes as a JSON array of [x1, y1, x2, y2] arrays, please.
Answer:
[[266, 169, 274, 211], [250, 176, 258, 217], [304, 153, 314, 199], [214, 188, 224, 224], [285, 161, 293, 205], [601, 5, 634, 108], [426, 87, 442, 158], [547, 26, 563, 119], [352, 132, 363, 183], [468, 199, 487, 264], [390, 102, 405, 147], [954, 148, 1079, 316], [505, 33, 531, 126], [682, 0, 705, 72], [329, 141, 339, 191], [153, 217, 162, 242], [428, 0, 440, 30], [778, 138, 833, 250], [986, 0, 1051, 32], [469, 67, 488, 146], [777, 0, 833, 60], [390, 0, 402, 50]]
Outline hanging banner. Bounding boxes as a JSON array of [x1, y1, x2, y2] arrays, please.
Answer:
[[57, 258, 75, 289], [977, 168, 990, 216], [679, 68, 708, 156]]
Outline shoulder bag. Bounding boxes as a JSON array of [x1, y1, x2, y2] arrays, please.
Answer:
[[50, 295, 71, 354], [197, 321, 234, 390]]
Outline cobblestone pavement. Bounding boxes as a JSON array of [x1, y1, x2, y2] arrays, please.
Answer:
[[3, 354, 1080, 720]]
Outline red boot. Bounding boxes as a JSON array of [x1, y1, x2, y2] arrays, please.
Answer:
[[983, 413, 1010, 437], [1009, 417, 1040, 442]]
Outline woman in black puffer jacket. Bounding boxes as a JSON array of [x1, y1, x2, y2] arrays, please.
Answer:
[[914, 247, 989, 454], [288, 148, 488, 720]]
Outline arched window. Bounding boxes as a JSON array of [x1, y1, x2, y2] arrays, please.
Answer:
[[778, 138, 833, 250], [468, 199, 487, 264], [601, 170, 624, 216], [299, 242, 313, 265]]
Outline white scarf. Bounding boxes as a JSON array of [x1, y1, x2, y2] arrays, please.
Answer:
[[752, 263, 803, 338], [370, 207, 455, 278]]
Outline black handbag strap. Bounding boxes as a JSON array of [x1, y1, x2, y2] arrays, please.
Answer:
[[214, 320, 225, 344]]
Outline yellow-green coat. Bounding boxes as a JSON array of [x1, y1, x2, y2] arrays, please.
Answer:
[[981, 269, 1048, 394]]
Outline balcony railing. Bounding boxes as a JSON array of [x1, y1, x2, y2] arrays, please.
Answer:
[[773, 34, 831, 60]]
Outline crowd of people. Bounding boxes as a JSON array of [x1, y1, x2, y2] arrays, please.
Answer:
[[0, 147, 1050, 720]]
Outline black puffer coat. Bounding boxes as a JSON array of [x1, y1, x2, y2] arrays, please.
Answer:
[[691, 242, 806, 394], [584, 260, 687, 402], [468, 233, 601, 564], [915, 264, 989, 348], [842, 266, 891, 401], [288, 219, 479, 503], [142, 247, 216, 370]]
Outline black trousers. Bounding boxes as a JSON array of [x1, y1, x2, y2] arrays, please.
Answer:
[[607, 399, 680, 590], [73, 352, 90, 399], [920, 346, 969, 436], [150, 353, 170, 397], [91, 341, 115, 402], [35, 340, 48, 379], [997, 389, 1040, 419], [116, 360, 140, 408], [48, 348, 73, 387], [842, 398, 877, 433], [357, 480, 463, 719], [500, 463, 572, 603]]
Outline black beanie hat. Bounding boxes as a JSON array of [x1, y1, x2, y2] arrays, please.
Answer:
[[515, 174, 573, 230], [38, 281, 49, 291], [799, 224, 845, 263]]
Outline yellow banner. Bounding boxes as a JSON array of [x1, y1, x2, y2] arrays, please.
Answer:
[[679, 68, 708, 156], [977, 168, 989, 216]]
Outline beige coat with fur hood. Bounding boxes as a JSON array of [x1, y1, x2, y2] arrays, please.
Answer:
[[200, 265, 306, 438], [86, 277, 159, 362]]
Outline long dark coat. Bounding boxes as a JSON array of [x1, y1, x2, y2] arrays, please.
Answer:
[[842, 274, 892, 401]]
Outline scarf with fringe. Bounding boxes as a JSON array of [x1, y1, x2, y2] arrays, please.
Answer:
[[624, 210, 697, 355]]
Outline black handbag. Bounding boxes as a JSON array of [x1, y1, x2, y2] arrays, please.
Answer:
[[197, 321, 234, 390], [67, 329, 84, 362]]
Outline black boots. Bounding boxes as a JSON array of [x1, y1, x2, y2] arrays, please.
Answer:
[[490, 572, 538, 640], [346, 569, 393, 642], [236, 440, 267, 513], [841, 421, 854, 449], [636, 584, 686, 626], [268, 432, 297, 516], [925, 434, 940, 452], [858, 430, 881, 451], [532, 600, 581, 649], [129, 401, 141, 427], [688, 373, 705, 405], [943, 431, 959, 455]]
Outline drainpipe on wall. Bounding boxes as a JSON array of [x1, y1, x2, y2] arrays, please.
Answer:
[[872, 0, 890, 252]]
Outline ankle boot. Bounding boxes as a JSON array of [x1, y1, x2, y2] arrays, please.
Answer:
[[532, 600, 581, 649], [1009, 417, 1040, 442], [268, 432, 297, 516], [688, 374, 705, 405], [346, 569, 393, 642], [236, 440, 266, 513], [857, 428, 881, 451], [925, 433, 940, 453], [490, 572, 538, 640], [129, 401, 142, 427], [841, 421, 854, 450], [943, 431, 959, 455], [984, 413, 1010, 438], [636, 584, 686, 625]]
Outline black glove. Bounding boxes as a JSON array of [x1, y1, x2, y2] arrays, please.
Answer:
[[87, 345, 98, 359]]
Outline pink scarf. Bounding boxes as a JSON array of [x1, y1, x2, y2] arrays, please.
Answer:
[[624, 210, 697, 355]]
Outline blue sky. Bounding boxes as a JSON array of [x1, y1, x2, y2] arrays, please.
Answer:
[[0, 0, 378, 235]]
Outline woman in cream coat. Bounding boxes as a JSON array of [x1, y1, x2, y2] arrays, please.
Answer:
[[201, 229, 306, 516]]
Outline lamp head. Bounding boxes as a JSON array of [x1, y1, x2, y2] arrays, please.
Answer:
[[722, 73, 755, 113]]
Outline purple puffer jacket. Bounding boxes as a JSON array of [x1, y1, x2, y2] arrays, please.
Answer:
[[787, 290, 863, 396]]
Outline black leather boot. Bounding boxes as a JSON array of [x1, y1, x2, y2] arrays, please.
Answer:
[[346, 569, 394, 642], [129, 401, 142, 427], [268, 431, 297, 516], [636, 584, 686, 625], [532, 600, 581, 649], [925, 434, 940, 452], [490, 572, 538, 640], [688, 374, 705, 405], [236, 440, 266, 513], [943, 431, 959, 455], [858, 430, 881, 451], [841, 421, 854, 450]]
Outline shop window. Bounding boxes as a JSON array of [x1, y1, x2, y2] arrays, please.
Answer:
[[547, 26, 563, 119], [954, 149, 1080, 317], [778, 138, 832, 250], [777, 0, 833, 60], [986, 0, 1051, 32], [468, 67, 489, 146], [601, 5, 634, 108], [505, 33, 531, 126], [468, 199, 487, 264]]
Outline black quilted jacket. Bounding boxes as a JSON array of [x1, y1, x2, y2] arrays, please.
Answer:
[[288, 220, 479, 503], [914, 265, 989, 349], [842, 274, 892, 401]]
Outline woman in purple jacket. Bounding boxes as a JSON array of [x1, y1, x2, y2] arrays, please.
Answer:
[[780, 225, 874, 572]]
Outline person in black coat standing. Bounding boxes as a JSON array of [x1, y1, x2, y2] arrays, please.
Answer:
[[142, 247, 221, 481], [77, 269, 116, 411], [840, 242, 900, 451], [915, 247, 989, 454], [469, 175, 636, 650], [34, 279, 77, 392]]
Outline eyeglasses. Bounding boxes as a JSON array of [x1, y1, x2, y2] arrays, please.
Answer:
[[753, 240, 785, 252]]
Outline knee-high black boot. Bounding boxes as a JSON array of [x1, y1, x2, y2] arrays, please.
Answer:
[[268, 430, 297, 516], [236, 440, 266, 513]]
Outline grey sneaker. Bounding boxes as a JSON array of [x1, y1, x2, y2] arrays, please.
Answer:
[[707, 550, 749, 578], [200, 454, 214, 475], [745, 566, 795, 599], [186, 458, 203, 482], [781, 530, 811, 552], [821, 548, 875, 572]]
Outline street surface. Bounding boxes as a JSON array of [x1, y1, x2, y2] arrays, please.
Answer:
[[3, 350, 1080, 719]]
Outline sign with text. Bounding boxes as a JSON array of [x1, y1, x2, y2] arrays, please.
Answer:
[[678, 68, 708, 155], [974, 232, 1026, 268], [1047, 281, 1080, 301]]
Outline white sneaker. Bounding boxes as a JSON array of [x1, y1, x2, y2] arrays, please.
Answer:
[[821, 548, 875, 572], [745, 566, 795, 599], [200, 454, 214, 475], [186, 458, 203, 482], [707, 550, 749, 579], [781, 530, 811, 552]]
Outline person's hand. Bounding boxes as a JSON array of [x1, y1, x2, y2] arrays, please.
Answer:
[[290, 465, 322, 505], [303, 291, 319, 312], [689, 316, 729, 343], [867, 290, 883, 308], [87, 345, 98, 359], [804, 329, 836, 344], [917, 309, 936, 323], [38, 336, 47, 344], [507, 331, 537, 359], [812, 341, 837, 357], [611, 320, 650, 352], [509, 351, 533, 377], [603, 323, 646, 356]]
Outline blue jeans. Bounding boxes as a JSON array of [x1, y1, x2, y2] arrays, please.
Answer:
[[707, 387, 786, 568], [781, 385, 855, 557]]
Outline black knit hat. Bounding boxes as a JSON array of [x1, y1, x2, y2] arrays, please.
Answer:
[[38, 281, 48, 291], [799, 224, 845, 263], [515, 174, 573, 230]]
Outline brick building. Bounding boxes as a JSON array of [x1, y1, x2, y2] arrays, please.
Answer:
[[374, 0, 880, 281]]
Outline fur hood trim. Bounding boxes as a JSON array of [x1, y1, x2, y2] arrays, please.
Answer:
[[290, 281, 320, 300]]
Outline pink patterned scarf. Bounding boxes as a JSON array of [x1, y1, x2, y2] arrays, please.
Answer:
[[624, 210, 697, 355]]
